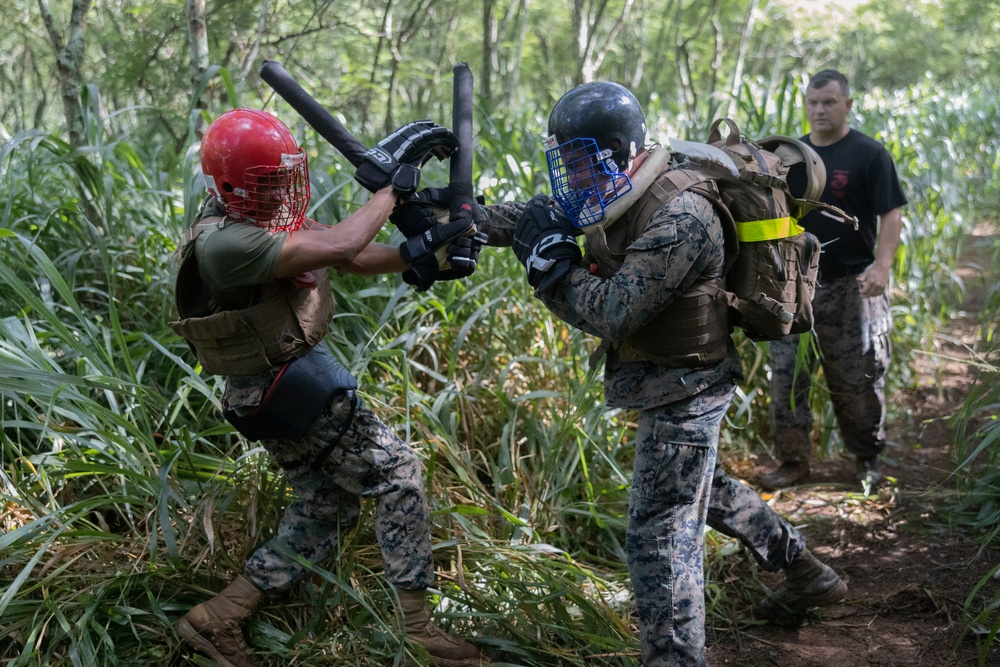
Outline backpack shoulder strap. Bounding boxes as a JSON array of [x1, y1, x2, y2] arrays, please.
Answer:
[[586, 164, 741, 277], [645, 168, 740, 274], [623, 166, 705, 235]]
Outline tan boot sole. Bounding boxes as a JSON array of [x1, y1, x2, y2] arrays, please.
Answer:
[[176, 618, 249, 667], [410, 658, 490, 667], [404, 648, 491, 667]]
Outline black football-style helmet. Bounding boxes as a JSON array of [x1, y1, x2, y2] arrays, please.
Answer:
[[545, 82, 647, 227]]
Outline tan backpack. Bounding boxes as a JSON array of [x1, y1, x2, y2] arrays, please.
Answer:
[[675, 118, 855, 341], [608, 118, 857, 341]]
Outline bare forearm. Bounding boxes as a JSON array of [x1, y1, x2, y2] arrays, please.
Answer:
[[274, 187, 398, 277], [338, 243, 407, 275], [873, 207, 903, 271], [857, 207, 903, 297]]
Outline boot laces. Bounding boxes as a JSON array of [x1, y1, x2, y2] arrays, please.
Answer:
[[419, 621, 466, 648], [207, 619, 250, 653]]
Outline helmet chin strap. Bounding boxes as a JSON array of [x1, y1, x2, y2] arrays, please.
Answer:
[[581, 145, 672, 247]]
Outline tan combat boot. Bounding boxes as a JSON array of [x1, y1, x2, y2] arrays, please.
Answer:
[[757, 549, 848, 627], [398, 588, 489, 666], [176, 575, 264, 667]]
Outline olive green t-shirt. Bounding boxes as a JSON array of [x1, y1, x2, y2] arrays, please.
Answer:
[[194, 220, 287, 310]]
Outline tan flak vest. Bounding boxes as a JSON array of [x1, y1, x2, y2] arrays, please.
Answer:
[[169, 216, 334, 376], [582, 153, 738, 369]]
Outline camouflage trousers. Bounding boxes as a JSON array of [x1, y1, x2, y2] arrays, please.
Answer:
[[243, 390, 434, 594], [628, 379, 806, 667], [769, 273, 892, 463]]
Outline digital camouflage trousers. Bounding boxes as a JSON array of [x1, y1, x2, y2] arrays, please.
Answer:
[[243, 390, 434, 593], [628, 379, 806, 667], [769, 274, 892, 463]]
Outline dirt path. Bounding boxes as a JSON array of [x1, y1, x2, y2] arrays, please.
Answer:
[[705, 225, 999, 667]]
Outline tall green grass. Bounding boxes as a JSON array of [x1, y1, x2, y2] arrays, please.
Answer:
[[948, 237, 1000, 664], [861, 80, 1000, 662], [2, 78, 998, 665], [706, 76, 1000, 462], [0, 105, 638, 665]]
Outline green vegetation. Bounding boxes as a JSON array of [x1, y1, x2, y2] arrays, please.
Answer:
[[2, 1, 999, 665]]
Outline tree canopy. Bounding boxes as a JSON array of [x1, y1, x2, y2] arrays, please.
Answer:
[[3, 0, 998, 151]]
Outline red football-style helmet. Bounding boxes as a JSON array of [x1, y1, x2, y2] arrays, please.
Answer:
[[200, 108, 310, 232]]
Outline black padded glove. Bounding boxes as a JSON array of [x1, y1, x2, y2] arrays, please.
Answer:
[[400, 218, 477, 291], [438, 228, 488, 281], [513, 194, 582, 293], [355, 121, 459, 197], [393, 187, 488, 287], [389, 187, 451, 237]]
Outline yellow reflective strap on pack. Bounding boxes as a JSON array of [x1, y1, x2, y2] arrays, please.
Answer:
[[734, 217, 805, 242]]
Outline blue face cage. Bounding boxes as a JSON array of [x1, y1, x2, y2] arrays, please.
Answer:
[[544, 136, 632, 227]]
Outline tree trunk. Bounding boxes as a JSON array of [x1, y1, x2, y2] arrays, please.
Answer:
[[482, 0, 496, 109], [671, 0, 722, 125], [570, 0, 588, 85], [501, 0, 532, 108], [37, 0, 92, 148], [724, 0, 759, 119], [186, 0, 209, 134], [361, 0, 392, 133], [570, 0, 636, 84], [376, 0, 437, 134]]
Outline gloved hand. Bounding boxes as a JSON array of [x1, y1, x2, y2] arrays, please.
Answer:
[[355, 121, 460, 197], [437, 227, 488, 281], [389, 186, 451, 237], [400, 218, 479, 291], [513, 194, 582, 293], [393, 187, 489, 287]]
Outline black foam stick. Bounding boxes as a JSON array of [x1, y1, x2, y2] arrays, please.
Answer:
[[449, 63, 479, 222], [259, 60, 368, 167]]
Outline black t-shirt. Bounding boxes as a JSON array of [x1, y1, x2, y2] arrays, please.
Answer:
[[786, 128, 907, 276]]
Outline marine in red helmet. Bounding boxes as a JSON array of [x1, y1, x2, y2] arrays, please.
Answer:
[[170, 108, 489, 667]]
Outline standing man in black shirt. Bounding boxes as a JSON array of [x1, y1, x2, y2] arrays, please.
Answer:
[[761, 69, 907, 492]]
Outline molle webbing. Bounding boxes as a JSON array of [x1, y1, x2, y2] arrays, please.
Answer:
[[169, 219, 334, 376], [583, 169, 727, 277], [613, 276, 732, 368], [170, 283, 333, 375], [583, 168, 734, 368]]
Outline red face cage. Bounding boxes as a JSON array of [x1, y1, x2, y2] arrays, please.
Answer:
[[218, 150, 310, 232]]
